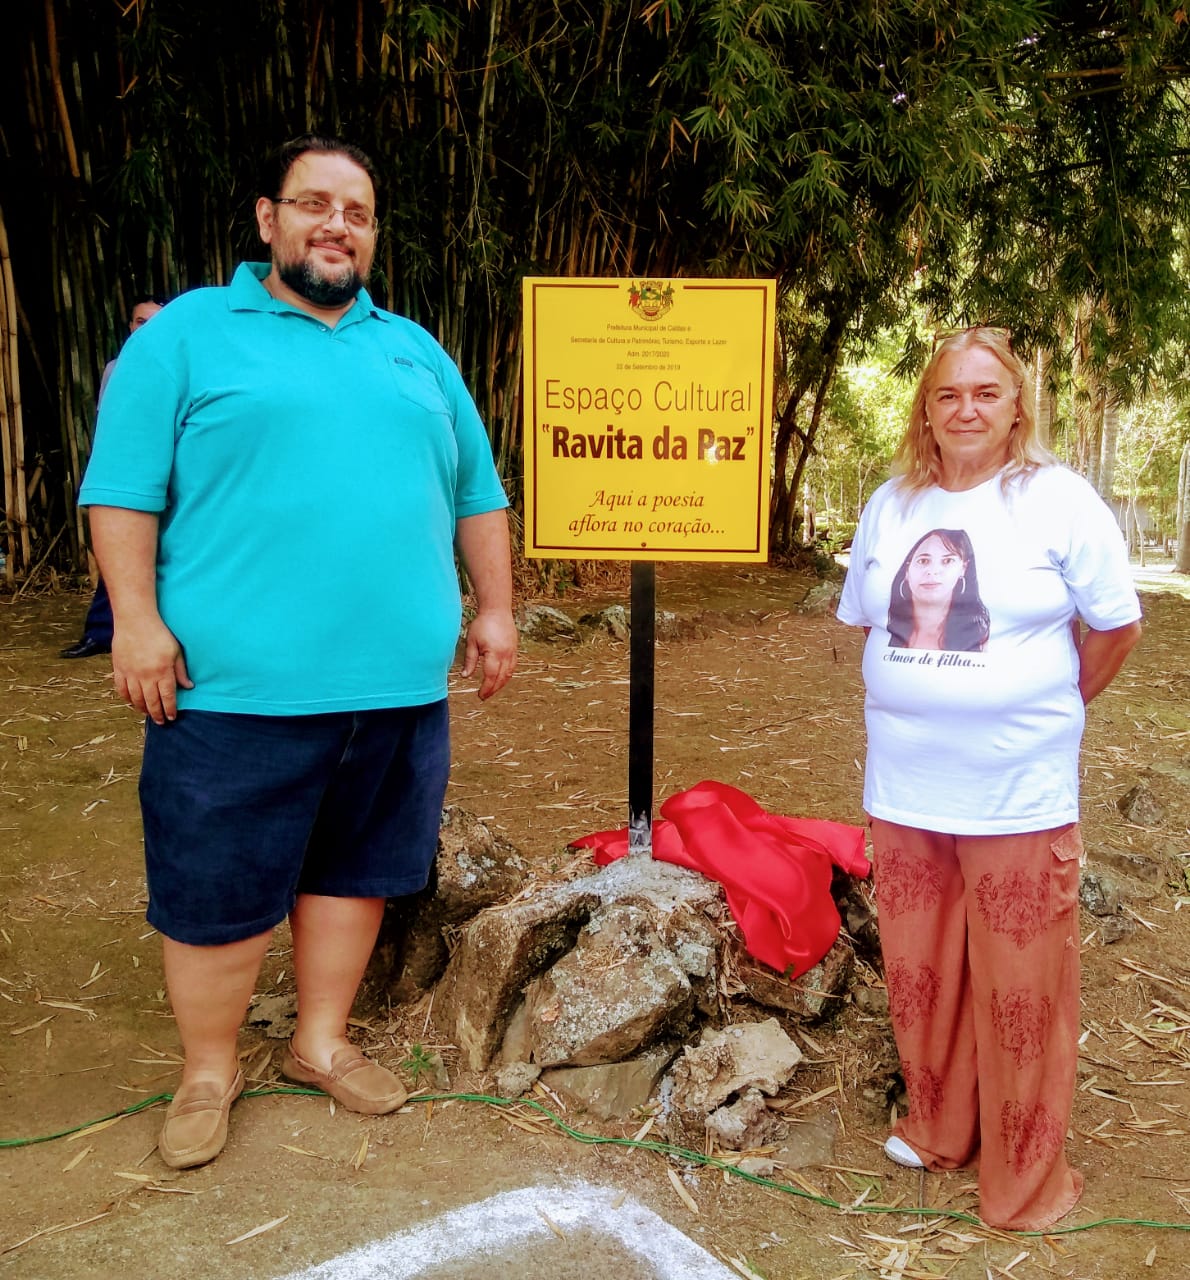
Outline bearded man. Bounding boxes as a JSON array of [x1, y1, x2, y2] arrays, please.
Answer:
[[80, 135, 517, 1168]]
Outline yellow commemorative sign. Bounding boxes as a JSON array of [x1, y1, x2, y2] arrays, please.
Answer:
[[522, 277, 776, 561]]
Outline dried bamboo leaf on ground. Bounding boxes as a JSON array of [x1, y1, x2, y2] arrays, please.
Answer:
[[224, 1215, 289, 1246]]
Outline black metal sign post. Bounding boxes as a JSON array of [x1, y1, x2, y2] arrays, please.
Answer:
[[628, 561, 656, 855]]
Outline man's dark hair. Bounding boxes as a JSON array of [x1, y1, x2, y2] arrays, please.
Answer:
[[132, 294, 167, 310], [268, 134, 380, 202]]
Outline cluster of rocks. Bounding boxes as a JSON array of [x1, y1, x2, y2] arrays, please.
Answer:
[[514, 602, 705, 644], [365, 806, 874, 1151], [354, 773, 1178, 1152]]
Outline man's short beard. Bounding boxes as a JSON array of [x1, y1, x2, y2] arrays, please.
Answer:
[[277, 259, 363, 307]]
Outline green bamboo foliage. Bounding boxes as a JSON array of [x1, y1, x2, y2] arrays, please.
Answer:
[[2, 0, 1188, 581]]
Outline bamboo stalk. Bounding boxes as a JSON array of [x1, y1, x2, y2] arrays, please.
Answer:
[[45, 0, 81, 179], [0, 204, 24, 583]]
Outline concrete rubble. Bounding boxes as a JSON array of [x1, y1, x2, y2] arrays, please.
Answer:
[[670, 1018, 803, 1116], [376, 808, 871, 1145], [705, 1086, 777, 1150]]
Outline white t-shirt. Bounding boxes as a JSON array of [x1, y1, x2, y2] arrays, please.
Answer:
[[837, 465, 1141, 834]]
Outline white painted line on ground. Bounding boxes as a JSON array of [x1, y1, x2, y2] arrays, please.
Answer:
[[276, 1179, 739, 1279]]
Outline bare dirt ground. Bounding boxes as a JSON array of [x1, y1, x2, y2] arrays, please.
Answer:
[[1, 561, 1188, 1280]]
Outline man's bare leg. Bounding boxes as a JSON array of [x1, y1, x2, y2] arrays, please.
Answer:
[[163, 930, 273, 1090], [288, 893, 385, 1068], [282, 894, 406, 1113], [158, 930, 271, 1166]]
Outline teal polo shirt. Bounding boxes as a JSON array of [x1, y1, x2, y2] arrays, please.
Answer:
[[80, 263, 508, 714]]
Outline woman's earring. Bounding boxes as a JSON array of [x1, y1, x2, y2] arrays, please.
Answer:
[[899, 580, 909, 600], [957, 575, 967, 595]]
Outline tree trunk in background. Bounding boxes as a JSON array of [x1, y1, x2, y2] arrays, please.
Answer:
[[1033, 348, 1056, 447], [1098, 393, 1120, 501], [1176, 441, 1190, 574], [1071, 304, 1095, 482]]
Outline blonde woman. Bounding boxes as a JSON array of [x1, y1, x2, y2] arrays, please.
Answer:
[[838, 327, 1141, 1229]]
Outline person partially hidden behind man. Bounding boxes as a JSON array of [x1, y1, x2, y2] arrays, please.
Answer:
[[79, 135, 518, 1168], [61, 295, 165, 659]]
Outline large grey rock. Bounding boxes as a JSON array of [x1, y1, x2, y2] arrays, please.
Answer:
[[524, 904, 694, 1067], [437, 882, 600, 1070], [578, 605, 630, 641], [540, 1043, 677, 1120], [1117, 784, 1165, 827], [576, 856, 727, 1013], [517, 603, 580, 642], [796, 581, 842, 615], [369, 807, 529, 1003], [440, 855, 726, 1071], [597, 853, 725, 915], [670, 1018, 803, 1118]]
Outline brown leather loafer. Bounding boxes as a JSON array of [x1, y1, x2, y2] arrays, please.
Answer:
[[280, 1043, 407, 1115], [158, 1070, 245, 1169]]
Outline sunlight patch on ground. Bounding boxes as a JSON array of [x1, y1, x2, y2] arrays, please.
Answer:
[[1131, 562, 1190, 602]]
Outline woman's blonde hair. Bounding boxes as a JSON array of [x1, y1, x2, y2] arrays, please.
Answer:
[[891, 327, 1056, 493]]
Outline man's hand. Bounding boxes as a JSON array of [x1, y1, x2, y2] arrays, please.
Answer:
[[455, 509, 517, 699], [90, 506, 190, 723], [112, 614, 194, 724], [461, 609, 518, 699]]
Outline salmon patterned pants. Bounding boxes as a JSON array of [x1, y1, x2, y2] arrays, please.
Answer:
[[870, 818, 1085, 1231]]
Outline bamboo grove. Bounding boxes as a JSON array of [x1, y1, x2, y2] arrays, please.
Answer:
[[2, 0, 1189, 585]]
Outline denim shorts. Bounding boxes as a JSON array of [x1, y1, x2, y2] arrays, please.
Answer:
[[139, 702, 450, 945]]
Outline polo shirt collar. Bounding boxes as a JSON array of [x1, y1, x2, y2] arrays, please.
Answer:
[[231, 261, 388, 327]]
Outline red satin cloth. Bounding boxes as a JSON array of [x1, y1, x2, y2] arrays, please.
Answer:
[[571, 781, 869, 981]]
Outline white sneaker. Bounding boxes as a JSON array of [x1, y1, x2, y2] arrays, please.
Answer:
[[884, 1135, 925, 1169]]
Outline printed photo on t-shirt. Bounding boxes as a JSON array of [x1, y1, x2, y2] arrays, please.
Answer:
[[887, 528, 990, 652]]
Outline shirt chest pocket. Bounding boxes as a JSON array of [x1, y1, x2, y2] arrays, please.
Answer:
[[385, 355, 452, 422]]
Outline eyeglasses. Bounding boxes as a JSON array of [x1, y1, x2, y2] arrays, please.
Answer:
[[272, 196, 377, 232], [931, 325, 1014, 353]]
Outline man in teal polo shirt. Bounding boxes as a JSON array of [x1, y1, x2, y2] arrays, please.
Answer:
[[80, 135, 517, 1169]]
